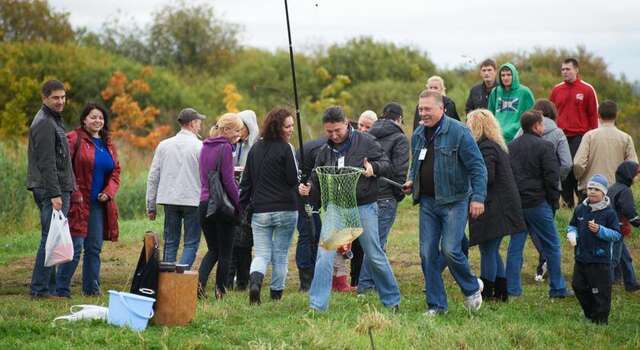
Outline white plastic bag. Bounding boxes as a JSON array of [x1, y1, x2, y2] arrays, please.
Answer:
[[44, 209, 74, 267], [53, 305, 108, 322]]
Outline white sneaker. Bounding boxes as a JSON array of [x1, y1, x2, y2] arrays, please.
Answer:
[[423, 309, 447, 317], [464, 278, 483, 312]]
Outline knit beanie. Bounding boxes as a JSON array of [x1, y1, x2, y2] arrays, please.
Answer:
[[587, 174, 608, 195]]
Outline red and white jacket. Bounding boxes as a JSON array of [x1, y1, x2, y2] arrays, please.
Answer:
[[550, 77, 598, 137]]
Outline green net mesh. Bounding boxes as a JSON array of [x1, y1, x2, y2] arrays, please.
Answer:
[[315, 166, 363, 250]]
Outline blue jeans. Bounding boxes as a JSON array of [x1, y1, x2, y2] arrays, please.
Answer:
[[612, 240, 638, 288], [56, 203, 105, 296], [506, 201, 567, 297], [30, 189, 71, 297], [250, 211, 298, 291], [295, 208, 321, 271], [162, 204, 201, 268], [479, 237, 505, 281], [310, 202, 400, 310], [419, 196, 479, 311], [358, 198, 398, 291]]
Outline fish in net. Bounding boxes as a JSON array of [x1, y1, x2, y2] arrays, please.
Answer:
[[315, 166, 363, 250]]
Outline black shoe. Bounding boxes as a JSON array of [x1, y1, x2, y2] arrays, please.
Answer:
[[625, 285, 640, 292], [550, 289, 574, 299], [298, 268, 314, 292], [494, 277, 508, 302], [270, 289, 283, 301], [480, 278, 495, 301], [197, 283, 208, 300], [249, 272, 264, 305]]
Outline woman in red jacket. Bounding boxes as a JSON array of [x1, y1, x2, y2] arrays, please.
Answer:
[[56, 102, 121, 297]]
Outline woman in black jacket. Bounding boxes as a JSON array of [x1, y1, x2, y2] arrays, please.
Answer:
[[466, 109, 526, 301], [239, 107, 300, 305]]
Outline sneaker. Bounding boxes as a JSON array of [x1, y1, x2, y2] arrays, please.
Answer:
[[535, 261, 547, 282], [463, 279, 484, 312], [423, 308, 447, 317]]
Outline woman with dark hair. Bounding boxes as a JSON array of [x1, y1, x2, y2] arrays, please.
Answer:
[[56, 102, 121, 297], [240, 107, 299, 305]]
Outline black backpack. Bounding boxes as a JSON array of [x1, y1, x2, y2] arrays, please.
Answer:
[[130, 239, 160, 300]]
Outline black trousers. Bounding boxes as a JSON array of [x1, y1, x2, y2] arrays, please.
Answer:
[[561, 135, 583, 208], [350, 238, 364, 287], [198, 202, 234, 294], [572, 262, 613, 324], [225, 246, 252, 289]]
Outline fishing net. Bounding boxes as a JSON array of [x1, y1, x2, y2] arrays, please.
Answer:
[[315, 166, 363, 250]]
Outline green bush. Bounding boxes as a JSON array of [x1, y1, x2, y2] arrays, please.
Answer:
[[0, 141, 38, 235]]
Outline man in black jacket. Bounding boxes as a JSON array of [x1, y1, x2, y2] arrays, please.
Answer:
[[357, 102, 409, 294], [299, 106, 401, 311], [507, 110, 571, 298], [465, 59, 497, 114], [26, 79, 75, 298]]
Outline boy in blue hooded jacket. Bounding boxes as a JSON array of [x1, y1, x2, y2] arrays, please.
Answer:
[[567, 174, 621, 324]]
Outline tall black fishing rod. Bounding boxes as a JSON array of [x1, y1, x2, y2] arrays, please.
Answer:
[[283, 0, 305, 168]]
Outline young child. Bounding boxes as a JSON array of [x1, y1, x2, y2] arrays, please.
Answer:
[[567, 174, 621, 324], [607, 161, 640, 292]]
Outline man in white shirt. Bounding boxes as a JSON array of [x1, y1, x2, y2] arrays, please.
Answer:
[[146, 108, 205, 268]]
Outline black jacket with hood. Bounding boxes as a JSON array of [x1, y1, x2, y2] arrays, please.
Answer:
[[367, 119, 409, 201], [608, 160, 640, 237]]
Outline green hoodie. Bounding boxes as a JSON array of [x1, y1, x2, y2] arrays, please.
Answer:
[[487, 63, 535, 142]]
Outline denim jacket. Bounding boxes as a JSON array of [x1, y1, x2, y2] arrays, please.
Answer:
[[409, 116, 487, 206]]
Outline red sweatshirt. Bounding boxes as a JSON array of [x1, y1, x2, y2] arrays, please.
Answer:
[[549, 77, 599, 137]]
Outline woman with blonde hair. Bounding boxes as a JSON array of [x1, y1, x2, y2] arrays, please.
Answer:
[[197, 112, 244, 299], [413, 75, 460, 129], [466, 109, 526, 302]]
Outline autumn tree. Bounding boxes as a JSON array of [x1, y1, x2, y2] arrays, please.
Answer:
[[101, 67, 170, 149], [0, 0, 74, 43]]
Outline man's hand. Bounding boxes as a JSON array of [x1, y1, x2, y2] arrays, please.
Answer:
[[51, 196, 62, 210], [299, 183, 311, 197], [402, 181, 413, 194], [97, 193, 109, 202], [148, 211, 156, 221], [469, 201, 485, 219], [588, 220, 600, 233], [363, 158, 375, 177]]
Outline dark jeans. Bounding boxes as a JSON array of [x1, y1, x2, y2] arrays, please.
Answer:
[[561, 135, 583, 208], [295, 210, 321, 271], [56, 203, 105, 297], [162, 204, 201, 268], [612, 239, 639, 288], [30, 189, 71, 297], [198, 202, 234, 294], [573, 262, 612, 324]]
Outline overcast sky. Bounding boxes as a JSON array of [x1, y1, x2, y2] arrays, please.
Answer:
[[50, 0, 640, 81]]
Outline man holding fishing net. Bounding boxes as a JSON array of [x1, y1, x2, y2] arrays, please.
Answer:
[[298, 106, 401, 311]]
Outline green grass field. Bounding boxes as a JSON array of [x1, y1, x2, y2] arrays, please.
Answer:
[[1, 200, 639, 349]]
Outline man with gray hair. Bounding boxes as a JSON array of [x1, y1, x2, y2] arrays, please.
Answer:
[[146, 108, 205, 268], [403, 90, 487, 315]]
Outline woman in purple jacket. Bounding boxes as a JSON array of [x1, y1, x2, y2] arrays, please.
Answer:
[[198, 113, 244, 299]]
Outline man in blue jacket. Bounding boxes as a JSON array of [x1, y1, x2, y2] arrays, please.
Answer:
[[403, 90, 487, 315]]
